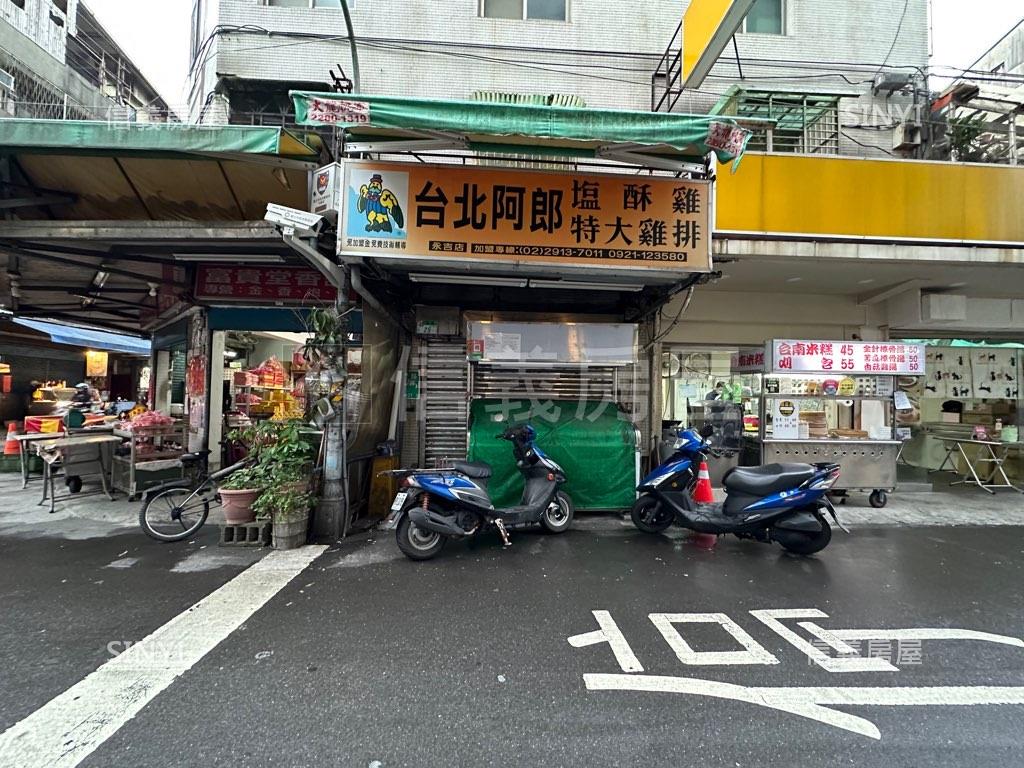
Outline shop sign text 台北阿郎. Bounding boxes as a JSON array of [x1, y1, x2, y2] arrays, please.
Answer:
[[337, 161, 711, 272]]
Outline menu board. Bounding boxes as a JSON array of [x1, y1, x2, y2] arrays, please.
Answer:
[[770, 341, 925, 376]]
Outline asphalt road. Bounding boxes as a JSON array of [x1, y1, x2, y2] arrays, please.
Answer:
[[2, 519, 1023, 767]]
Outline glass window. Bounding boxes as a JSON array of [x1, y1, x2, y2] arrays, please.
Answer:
[[744, 0, 783, 34], [527, 0, 566, 20], [313, 0, 346, 6], [267, 0, 310, 7], [483, 0, 523, 18]]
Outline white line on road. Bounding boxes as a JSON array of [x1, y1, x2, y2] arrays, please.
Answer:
[[583, 673, 1024, 740], [0, 545, 327, 768]]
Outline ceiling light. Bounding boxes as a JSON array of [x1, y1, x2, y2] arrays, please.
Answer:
[[408, 273, 528, 288], [528, 279, 644, 292], [786, 277, 802, 283], [174, 253, 284, 263], [948, 282, 967, 288], [857, 278, 876, 285]]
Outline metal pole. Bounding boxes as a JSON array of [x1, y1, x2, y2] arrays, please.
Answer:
[[340, 0, 361, 92], [317, 267, 351, 540]]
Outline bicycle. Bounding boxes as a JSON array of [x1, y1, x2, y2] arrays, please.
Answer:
[[138, 449, 251, 542]]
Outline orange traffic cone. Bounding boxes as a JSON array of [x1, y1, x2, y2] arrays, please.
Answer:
[[689, 460, 718, 549], [4, 422, 20, 456], [693, 460, 715, 503]]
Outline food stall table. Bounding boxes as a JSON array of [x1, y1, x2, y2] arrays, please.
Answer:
[[930, 436, 1024, 494], [12, 431, 66, 488], [32, 434, 122, 513], [744, 340, 926, 508]]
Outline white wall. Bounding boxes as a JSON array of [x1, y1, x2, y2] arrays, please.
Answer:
[[189, 0, 930, 157], [658, 289, 874, 345]]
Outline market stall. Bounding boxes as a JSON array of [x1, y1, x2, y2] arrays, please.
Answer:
[[741, 340, 925, 507]]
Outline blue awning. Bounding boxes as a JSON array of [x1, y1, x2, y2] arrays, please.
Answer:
[[13, 318, 151, 355]]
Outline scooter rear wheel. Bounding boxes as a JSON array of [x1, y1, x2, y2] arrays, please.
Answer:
[[630, 496, 673, 534], [396, 515, 447, 561], [775, 517, 832, 555]]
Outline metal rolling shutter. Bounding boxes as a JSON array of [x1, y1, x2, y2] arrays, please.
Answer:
[[421, 338, 468, 465], [471, 364, 617, 401]]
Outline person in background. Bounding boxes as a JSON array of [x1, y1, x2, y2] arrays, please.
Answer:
[[70, 382, 93, 408], [705, 382, 726, 400]]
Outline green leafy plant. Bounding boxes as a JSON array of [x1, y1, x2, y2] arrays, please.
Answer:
[[301, 306, 346, 369], [218, 463, 269, 491], [224, 419, 317, 506], [252, 487, 315, 522], [948, 114, 986, 162]]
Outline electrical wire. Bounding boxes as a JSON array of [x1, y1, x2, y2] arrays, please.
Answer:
[[875, 0, 912, 78]]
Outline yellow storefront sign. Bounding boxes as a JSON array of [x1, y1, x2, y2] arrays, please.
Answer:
[[716, 153, 1024, 244], [338, 161, 712, 272]]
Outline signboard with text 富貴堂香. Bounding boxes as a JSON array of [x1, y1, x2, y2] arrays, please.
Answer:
[[194, 266, 338, 303], [337, 161, 712, 272]]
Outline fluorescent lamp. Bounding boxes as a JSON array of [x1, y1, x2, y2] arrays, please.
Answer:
[[174, 253, 284, 263], [528, 279, 643, 292], [408, 273, 528, 288]]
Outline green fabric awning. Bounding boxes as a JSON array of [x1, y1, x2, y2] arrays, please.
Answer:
[[291, 91, 760, 168], [0, 119, 318, 158]]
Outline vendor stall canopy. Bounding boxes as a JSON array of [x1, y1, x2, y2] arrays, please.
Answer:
[[0, 119, 319, 220], [290, 92, 767, 172], [0, 119, 322, 333], [12, 317, 151, 355]]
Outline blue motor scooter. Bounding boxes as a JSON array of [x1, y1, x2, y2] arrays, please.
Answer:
[[384, 424, 574, 560], [631, 425, 846, 555]]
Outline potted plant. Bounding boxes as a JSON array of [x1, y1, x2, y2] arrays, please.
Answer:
[[253, 485, 315, 549], [218, 464, 267, 524]]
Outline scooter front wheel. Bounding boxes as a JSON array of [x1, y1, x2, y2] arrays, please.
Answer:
[[396, 515, 447, 561], [630, 496, 673, 534], [540, 491, 574, 533]]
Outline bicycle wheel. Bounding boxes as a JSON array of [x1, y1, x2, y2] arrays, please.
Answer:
[[139, 486, 210, 542]]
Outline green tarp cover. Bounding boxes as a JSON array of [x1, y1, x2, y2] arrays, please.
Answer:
[[290, 91, 753, 167], [467, 398, 637, 511], [0, 119, 316, 157]]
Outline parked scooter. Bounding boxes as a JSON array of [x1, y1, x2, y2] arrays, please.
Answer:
[[631, 425, 846, 555], [384, 424, 574, 560]]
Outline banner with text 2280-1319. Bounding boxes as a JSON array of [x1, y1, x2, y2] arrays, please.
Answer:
[[337, 161, 711, 272]]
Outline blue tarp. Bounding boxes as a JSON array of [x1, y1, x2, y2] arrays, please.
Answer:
[[13, 318, 151, 355]]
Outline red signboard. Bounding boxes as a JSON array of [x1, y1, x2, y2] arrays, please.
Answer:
[[194, 266, 338, 303]]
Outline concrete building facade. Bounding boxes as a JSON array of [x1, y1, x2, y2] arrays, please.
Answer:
[[0, 0, 170, 120], [188, 0, 929, 158]]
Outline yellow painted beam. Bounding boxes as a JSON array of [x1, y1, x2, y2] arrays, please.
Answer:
[[682, 0, 757, 88], [716, 154, 1024, 244]]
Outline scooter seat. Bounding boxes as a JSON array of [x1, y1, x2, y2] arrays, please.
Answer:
[[451, 460, 493, 479], [723, 463, 815, 496]]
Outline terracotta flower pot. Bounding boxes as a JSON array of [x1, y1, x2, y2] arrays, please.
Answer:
[[220, 488, 260, 524]]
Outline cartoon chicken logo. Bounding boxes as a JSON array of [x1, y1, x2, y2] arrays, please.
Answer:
[[356, 173, 405, 233]]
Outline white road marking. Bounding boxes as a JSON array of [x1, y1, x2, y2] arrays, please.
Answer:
[[568, 610, 644, 673], [750, 609, 898, 673], [0, 545, 326, 768], [823, 627, 1024, 648], [583, 673, 1024, 740], [649, 613, 780, 666]]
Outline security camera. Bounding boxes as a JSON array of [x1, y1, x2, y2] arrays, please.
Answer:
[[265, 203, 325, 237]]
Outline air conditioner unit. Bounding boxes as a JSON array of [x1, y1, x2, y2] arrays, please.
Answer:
[[873, 71, 914, 95], [892, 122, 922, 151], [0, 68, 14, 92]]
